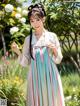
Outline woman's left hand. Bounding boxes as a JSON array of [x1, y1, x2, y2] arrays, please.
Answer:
[[47, 43, 57, 57]]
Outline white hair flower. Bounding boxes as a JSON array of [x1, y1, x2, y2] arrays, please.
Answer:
[[20, 17, 26, 24], [22, 10, 28, 16], [10, 27, 19, 35], [5, 4, 14, 12], [15, 13, 21, 19], [17, 7, 22, 13]]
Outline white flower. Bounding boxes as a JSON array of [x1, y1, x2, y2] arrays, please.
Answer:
[[5, 4, 14, 12], [15, 13, 21, 19], [10, 27, 19, 35], [22, 10, 28, 16], [20, 17, 26, 24], [65, 96, 72, 102], [17, 7, 22, 13]]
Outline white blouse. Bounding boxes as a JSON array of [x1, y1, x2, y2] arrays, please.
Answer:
[[18, 29, 63, 67]]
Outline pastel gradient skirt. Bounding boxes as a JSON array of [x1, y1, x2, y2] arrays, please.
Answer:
[[26, 47, 65, 106]]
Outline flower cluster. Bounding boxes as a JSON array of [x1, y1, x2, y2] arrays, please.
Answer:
[[5, 4, 14, 12], [0, 76, 24, 105], [10, 26, 19, 35], [5, 3, 28, 35]]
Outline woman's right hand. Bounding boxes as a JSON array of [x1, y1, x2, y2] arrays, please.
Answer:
[[11, 42, 20, 55]]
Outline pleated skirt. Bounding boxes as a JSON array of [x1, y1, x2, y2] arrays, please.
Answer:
[[26, 47, 65, 106]]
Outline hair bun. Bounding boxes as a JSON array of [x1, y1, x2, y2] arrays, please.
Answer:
[[28, 3, 46, 16], [28, 3, 44, 11]]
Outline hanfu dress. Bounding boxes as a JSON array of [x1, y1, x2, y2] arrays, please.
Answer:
[[18, 29, 65, 106]]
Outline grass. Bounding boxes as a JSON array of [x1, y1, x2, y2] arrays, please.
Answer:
[[0, 59, 80, 106], [61, 73, 80, 95]]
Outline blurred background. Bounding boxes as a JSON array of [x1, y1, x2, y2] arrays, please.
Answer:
[[0, 0, 80, 106]]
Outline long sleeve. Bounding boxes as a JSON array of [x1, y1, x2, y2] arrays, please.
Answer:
[[51, 33, 63, 64], [18, 36, 31, 67]]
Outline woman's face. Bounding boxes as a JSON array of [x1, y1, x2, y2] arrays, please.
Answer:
[[30, 15, 44, 30]]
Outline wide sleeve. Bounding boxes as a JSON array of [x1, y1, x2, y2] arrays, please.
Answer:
[[51, 33, 63, 64], [18, 36, 31, 67]]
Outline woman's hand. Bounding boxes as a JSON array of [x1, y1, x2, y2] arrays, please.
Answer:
[[11, 42, 21, 55], [47, 42, 57, 57]]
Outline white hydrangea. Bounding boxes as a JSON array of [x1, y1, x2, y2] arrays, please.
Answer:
[[10, 27, 19, 35], [22, 10, 28, 16], [17, 7, 22, 13], [15, 13, 21, 19], [20, 17, 26, 24], [5, 4, 14, 12]]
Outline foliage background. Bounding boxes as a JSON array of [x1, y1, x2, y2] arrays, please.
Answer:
[[0, 0, 80, 106]]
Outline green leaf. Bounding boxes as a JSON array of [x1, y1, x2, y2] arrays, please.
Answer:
[[9, 18, 15, 26], [11, 32, 25, 38], [0, 24, 4, 29]]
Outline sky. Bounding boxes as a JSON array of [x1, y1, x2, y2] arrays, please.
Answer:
[[22, 0, 41, 7], [21, 0, 32, 7]]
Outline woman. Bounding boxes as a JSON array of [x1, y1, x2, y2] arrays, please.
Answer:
[[11, 3, 65, 106]]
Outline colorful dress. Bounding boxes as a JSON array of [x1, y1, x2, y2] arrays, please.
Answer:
[[18, 29, 65, 106]]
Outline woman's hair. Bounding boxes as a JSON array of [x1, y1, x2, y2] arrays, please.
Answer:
[[28, 3, 46, 59]]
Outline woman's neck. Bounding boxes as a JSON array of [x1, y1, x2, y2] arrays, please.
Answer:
[[35, 27, 45, 39]]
